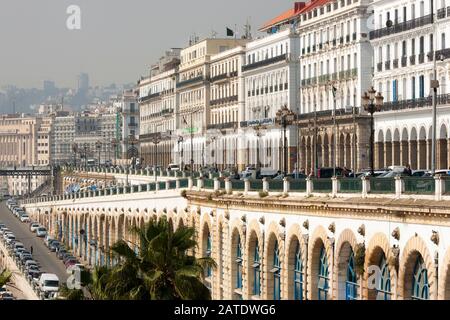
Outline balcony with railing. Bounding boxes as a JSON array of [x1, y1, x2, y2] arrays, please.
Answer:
[[438, 8, 446, 19], [210, 71, 238, 83], [436, 48, 450, 60], [401, 56, 407, 67], [377, 62, 383, 72], [393, 59, 399, 68], [385, 60, 391, 70], [381, 94, 450, 112], [242, 54, 288, 72], [206, 122, 237, 130], [176, 75, 205, 88], [418, 53, 425, 64], [410, 55, 416, 65], [210, 95, 238, 106], [427, 51, 434, 62], [369, 14, 433, 40]]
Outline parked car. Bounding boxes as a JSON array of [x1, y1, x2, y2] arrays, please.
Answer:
[[57, 250, 68, 260], [49, 241, 60, 252], [30, 223, 40, 233], [38, 274, 60, 298], [5, 234, 16, 245], [36, 227, 47, 238], [167, 163, 181, 172], [64, 258, 78, 268], [0, 292, 14, 300], [20, 215, 30, 223], [63, 255, 76, 264]]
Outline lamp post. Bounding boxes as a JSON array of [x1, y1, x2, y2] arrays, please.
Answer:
[[276, 105, 296, 176], [72, 143, 78, 167], [83, 143, 88, 170], [95, 140, 102, 167], [362, 87, 384, 176], [178, 136, 184, 170], [152, 133, 162, 182], [127, 135, 138, 186], [253, 124, 267, 170], [111, 138, 118, 166]]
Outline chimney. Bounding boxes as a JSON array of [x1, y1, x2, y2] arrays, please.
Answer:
[[294, 1, 306, 13]]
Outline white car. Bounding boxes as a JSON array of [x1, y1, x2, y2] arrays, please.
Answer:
[[30, 223, 40, 233], [20, 215, 30, 223], [36, 227, 47, 238], [167, 163, 180, 172], [38, 274, 59, 298], [0, 228, 10, 236]]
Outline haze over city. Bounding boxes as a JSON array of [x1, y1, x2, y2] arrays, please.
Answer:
[[0, 0, 292, 89]]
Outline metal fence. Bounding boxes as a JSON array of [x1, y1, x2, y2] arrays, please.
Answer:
[[340, 179, 362, 193], [403, 177, 435, 194], [290, 179, 307, 192], [370, 178, 395, 194], [313, 179, 332, 193]]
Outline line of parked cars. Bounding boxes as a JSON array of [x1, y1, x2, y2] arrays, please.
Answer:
[[2, 198, 60, 300]]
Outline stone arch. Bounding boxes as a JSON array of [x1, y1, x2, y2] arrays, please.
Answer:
[[246, 219, 264, 298], [334, 229, 358, 300], [229, 219, 245, 300], [398, 235, 435, 300], [285, 224, 306, 300], [364, 233, 397, 300], [263, 222, 285, 300], [438, 247, 450, 300], [308, 225, 333, 300]]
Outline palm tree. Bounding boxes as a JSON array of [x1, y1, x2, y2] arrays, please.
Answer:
[[107, 217, 216, 300], [0, 269, 11, 288]]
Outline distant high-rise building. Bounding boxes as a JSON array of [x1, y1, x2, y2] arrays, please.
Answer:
[[77, 73, 89, 92], [43, 80, 56, 96]]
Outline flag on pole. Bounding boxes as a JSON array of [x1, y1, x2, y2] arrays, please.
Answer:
[[226, 27, 234, 37]]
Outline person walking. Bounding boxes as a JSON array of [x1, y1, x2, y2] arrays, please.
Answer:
[[30, 246, 33, 255]]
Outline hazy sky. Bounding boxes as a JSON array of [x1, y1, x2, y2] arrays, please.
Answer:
[[0, 0, 293, 89]]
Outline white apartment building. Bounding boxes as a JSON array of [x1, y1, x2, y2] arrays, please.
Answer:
[[117, 90, 139, 161], [52, 115, 76, 165], [139, 49, 180, 168], [206, 45, 247, 170], [295, 0, 374, 172], [371, 0, 450, 170], [240, 27, 300, 172], [177, 38, 247, 169]]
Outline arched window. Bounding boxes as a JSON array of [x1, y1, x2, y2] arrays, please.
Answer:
[[412, 256, 429, 300], [205, 232, 212, 280], [377, 255, 391, 300], [346, 252, 358, 300], [318, 246, 329, 300], [272, 241, 281, 300], [253, 242, 261, 296], [235, 235, 243, 299], [294, 243, 304, 300]]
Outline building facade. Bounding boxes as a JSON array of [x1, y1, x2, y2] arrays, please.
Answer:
[[177, 38, 247, 170], [240, 28, 300, 172], [371, 0, 450, 171], [206, 46, 247, 170], [139, 49, 181, 168]]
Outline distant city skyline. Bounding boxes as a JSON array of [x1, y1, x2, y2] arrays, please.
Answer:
[[0, 0, 292, 89]]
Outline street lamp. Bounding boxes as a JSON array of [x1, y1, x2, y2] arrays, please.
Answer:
[[177, 136, 184, 170], [253, 124, 267, 170], [95, 141, 102, 167], [362, 87, 384, 176], [72, 143, 78, 167], [276, 105, 296, 176], [151, 133, 162, 182], [83, 143, 89, 170], [111, 138, 118, 166]]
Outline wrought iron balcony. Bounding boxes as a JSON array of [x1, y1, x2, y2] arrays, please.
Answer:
[[206, 122, 238, 130], [332, 39, 337, 46], [401, 56, 407, 67], [427, 51, 435, 61], [377, 62, 383, 72], [435, 48, 450, 60], [385, 61, 391, 70], [380, 95, 450, 112], [352, 32, 357, 41], [369, 14, 432, 40], [418, 53, 425, 64], [176, 76, 205, 88], [339, 37, 344, 44], [438, 8, 446, 19], [393, 59, 399, 69], [410, 55, 416, 65], [242, 54, 288, 72], [346, 35, 350, 43], [210, 95, 238, 106]]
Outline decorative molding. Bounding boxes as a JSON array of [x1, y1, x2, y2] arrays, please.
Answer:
[[392, 227, 400, 241]]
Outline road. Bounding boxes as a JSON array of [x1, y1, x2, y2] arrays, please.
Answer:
[[0, 201, 68, 284]]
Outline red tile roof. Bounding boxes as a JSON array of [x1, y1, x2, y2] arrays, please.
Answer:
[[260, 0, 333, 31]]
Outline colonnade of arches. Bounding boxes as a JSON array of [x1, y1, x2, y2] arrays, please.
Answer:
[[28, 207, 450, 300], [299, 131, 359, 172], [376, 124, 450, 170]]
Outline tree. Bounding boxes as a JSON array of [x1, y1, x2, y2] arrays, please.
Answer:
[[0, 269, 11, 288]]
